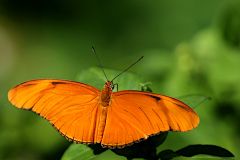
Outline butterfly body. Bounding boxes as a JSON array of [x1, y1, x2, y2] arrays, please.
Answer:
[[100, 81, 113, 107], [8, 79, 199, 148]]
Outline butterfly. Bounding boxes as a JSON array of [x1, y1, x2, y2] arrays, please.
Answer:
[[8, 78, 199, 148], [8, 55, 199, 148]]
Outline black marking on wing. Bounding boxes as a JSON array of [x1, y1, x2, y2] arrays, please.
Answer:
[[149, 95, 161, 101], [173, 102, 192, 111], [51, 81, 67, 85]]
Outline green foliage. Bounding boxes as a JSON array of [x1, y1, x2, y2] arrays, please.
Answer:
[[61, 144, 126, 160], [0, 0, 240, 159], [61, 144, 97, 160]]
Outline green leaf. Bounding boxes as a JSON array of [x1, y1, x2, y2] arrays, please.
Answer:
[[158, 144, 235, 160], [61, 144, 126, 160], [92, 150, 126, 160], [176, 144, 234, 158], [61, 144, 96, 160], [139, 82, 153, 92]]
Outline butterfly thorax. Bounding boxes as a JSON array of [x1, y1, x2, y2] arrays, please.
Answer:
[[100, 81, 113, 107]]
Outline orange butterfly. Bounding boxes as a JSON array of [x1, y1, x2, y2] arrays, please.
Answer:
[[8, 58, 199, 148]]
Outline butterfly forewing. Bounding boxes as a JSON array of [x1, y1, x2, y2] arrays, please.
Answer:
[[101, 90, 199, 148], [8, 79, 104, 143]]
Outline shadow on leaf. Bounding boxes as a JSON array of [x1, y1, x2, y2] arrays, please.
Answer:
[[86, 132, 168, 160], [112, 132, 168, 160], [158, 144, 234, 160]]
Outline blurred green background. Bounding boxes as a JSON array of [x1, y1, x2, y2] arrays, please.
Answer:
[[0, 0, 240, 159]]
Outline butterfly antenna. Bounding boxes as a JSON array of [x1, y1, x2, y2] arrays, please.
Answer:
[[111, 56, 144, 82], [92, 46, 109, 81], [193, 96, 212, 109]]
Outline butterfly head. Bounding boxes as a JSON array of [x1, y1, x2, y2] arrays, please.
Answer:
[[105, 81, 115, 91]]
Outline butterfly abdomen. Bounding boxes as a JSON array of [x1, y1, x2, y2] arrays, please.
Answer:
[[94, 106, 108, 143]]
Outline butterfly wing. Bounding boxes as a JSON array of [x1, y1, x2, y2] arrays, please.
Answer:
[[8, 79, 102, 143], [101, 90, 199, 148]]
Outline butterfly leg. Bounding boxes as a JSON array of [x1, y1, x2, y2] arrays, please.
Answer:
[[113, 83, 118, 91]]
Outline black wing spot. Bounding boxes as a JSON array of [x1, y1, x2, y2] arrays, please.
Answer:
[[174, 102, 192, 111], [149, 95, 161, 101], [51, 81, 67, 85]]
